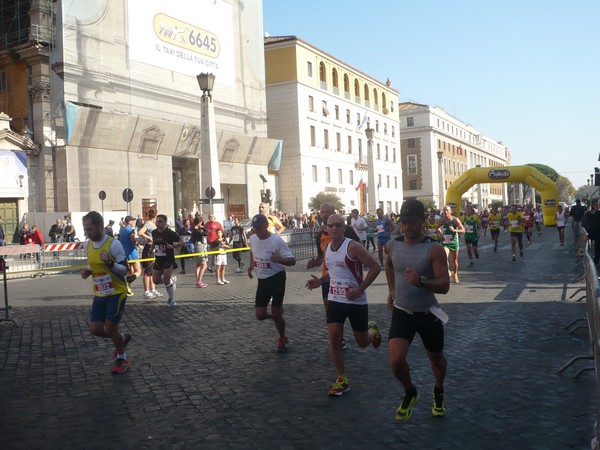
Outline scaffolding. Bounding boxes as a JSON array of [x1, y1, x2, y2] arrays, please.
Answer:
[[0, 0, 55, 52]]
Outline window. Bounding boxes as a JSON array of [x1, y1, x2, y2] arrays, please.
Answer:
[[358, 139, 363, 158], [312, 165, 318, 182], [377, 144, 381, 160], [324, 129, 329, 149], [308, 95, 314, 112], [384, 123, 387, 135], [0, 70, 6, 92], [319, 62, 327, 87], [356, 113, 361, 126], [385, 146, 389, 161], [310, 126, 316, 146], [349, 170, 354, 185], [338, 169, 343, 184], [336, 132, 341, 151], [407, 116, 414, 127], [391, 126, 395, 137], [409, 180, 417, 190], [347, 136, 352, 154], [408, 138, 415, 148], [392, 148, 396, 163], [408, 155, 417, 175], [334, 105, 339, 120], [378, 174, 382, 188], [307, 61, 313, 77], [322, 100, 329, 117], [326, 167, 331, 183], [346, 109, 351, 123], [394, 176, 398, 189], [386, 175, 390, 188], [375, 120, 379, 132]]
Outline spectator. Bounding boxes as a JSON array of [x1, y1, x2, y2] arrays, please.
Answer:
[[0, 215, 5, 246], [104, 220, 115, 238], [63, 221, 76, 242]]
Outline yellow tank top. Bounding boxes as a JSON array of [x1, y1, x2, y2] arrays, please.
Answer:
[[424, 220, 440, 240], [88, 237, 127, 297]]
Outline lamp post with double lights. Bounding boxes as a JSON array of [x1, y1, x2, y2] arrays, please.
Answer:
[[436, 151, 445, 209], [365, 126, 377, 213], [196, 73, 224, 219]]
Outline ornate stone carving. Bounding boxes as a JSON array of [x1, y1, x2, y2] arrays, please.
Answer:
[[28, 82, 51, 102]]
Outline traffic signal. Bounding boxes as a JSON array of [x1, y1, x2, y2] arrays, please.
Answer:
[[265, 189, 272, 206]]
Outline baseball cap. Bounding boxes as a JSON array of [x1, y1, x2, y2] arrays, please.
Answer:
[[251, 214, 268, 228], [399, 199, 425, 223], [124, 215, 135, 223]]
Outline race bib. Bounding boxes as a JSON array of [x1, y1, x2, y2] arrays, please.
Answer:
[[442, 234, 453, 244], [93, 274, 115, 295], [510, 220, 518, 228], [465, 224, 473, 233], [376, 224, 384, 233], [492, 221, 499, 227], [329, 280, 351, 298], [254, 258, 272, 270]]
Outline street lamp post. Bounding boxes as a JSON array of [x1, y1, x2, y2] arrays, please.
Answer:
[[196, 73, 224, 220], [436, 151, 444, 208], [365, 126, 377, 213]]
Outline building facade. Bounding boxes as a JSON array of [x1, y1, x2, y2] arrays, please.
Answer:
[[398, 102, 511, 210], [264, 36, 403, 215], [0, 0, 278, 234]]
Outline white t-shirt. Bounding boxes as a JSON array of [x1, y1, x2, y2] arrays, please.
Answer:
[[351, 216, 368, 241], [249, 233, 293, 279]]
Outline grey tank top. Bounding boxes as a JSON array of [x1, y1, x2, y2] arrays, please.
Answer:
[[390, 237, 439, 312]]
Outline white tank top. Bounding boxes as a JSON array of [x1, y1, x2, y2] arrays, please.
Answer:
[[556, 211, 566, 227], [325, 238, 367, 305]]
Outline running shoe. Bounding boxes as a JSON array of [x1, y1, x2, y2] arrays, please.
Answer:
[[453, 274, 459, 284], [396, 388, 419, 422], [152, 290, 164, 297], [179, 270, 186, 275], [380, 264, 385, 270], [469, 261, 474, 267], [328, 375, 349, 396], [196, 282, 208, 288], [512, 255, 516, 261], [111, 358, 129, 375], [277, 336, 289, 353], [235, 267, 243, 273], [143, 291, 156, 299], [113, 332, 132, 358], [207, 266, 214, 273], [368, 321, 381, 348], [126, 286, 134, 297], [216, 280, 224, 285], [222, 279, 230, 284], [126, 274, 137, 284], [432, 389, 446, 417], [166, 298, 176, 307]]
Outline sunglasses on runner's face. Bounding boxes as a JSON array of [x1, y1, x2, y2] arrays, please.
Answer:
[[327, 222, 344, 228]]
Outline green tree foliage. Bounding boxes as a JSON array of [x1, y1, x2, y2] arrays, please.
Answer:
[[308, 192, 345, 212], [555, 175, 576, 203], [527, 163, 559, 182]]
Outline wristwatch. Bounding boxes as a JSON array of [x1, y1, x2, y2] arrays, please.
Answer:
[[418, 275, 427, 287]]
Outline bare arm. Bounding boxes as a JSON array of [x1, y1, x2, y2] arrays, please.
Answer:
[[346, 241, 380, 299]]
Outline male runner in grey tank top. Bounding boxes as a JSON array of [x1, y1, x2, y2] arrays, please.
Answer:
[[385, 199, 450, 422]]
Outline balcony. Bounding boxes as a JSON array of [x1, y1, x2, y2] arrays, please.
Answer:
[[354, 155, 368, 171]]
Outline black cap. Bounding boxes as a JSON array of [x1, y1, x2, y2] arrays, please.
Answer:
[[400, 200, 425, 223]]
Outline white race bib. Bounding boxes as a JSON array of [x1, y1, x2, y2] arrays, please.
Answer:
[[93, 274, 115, 295]]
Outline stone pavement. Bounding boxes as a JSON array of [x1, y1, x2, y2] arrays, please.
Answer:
[[0, 227, 596, 449]]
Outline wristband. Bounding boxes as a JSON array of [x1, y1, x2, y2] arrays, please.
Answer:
[[106, 260, 115, 268], [418, 275, 427, 287]]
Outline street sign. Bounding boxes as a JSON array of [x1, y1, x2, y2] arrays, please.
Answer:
[[122, 188, 134, 203], [199, 198, 225, 204], [205, 186, 216, 199], [98, 190, 106, 200]]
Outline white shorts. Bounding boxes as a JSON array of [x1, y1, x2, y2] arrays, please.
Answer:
[[215, 254, 227, 266]]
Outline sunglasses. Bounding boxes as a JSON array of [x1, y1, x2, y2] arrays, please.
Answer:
[[327, 222, 345, 228]]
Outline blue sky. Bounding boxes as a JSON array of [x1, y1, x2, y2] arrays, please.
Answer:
[[263, 0, 600, 189]]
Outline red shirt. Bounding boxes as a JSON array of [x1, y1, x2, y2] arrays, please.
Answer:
[[204, 220, 223, 243]]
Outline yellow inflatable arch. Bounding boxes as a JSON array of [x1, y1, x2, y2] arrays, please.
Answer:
[[445, 165, 558, 226]]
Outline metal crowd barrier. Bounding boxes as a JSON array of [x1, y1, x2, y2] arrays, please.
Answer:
[[0, 255, 16, 326], [557, 225, 600, 448], [0, 243, 87, 278]]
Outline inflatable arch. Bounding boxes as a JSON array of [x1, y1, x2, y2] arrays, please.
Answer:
[[445, 165, 559, 226]]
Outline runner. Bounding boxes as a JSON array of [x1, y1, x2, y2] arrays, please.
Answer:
[[247, 214, 296, 352], [138, 209, 162, 299], [151, 214, 183, 307], [533, 206, 543, 237], [488, 207, 503, 252], [424, 209, 441, 242], [118, 215, 142, 296], [507, 204, 525, 261], [384, 199, 450, 421], [80, 211, 131, 375], [375, 208, 394, 270], [230, 217, 248, 273], [523, 207, 534, 245], [460, 206, 481, 267], [305, 214, 382, 397], [555, 205, 566, 246], [439, 206, 465, 283], [350, 208, 368, 246]]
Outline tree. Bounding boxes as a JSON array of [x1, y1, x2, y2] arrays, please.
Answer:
[[417, 197, 437, 211], [527, 163, 559, 182], [308, 192, 344, 212], [555, 175, 576, 203]]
